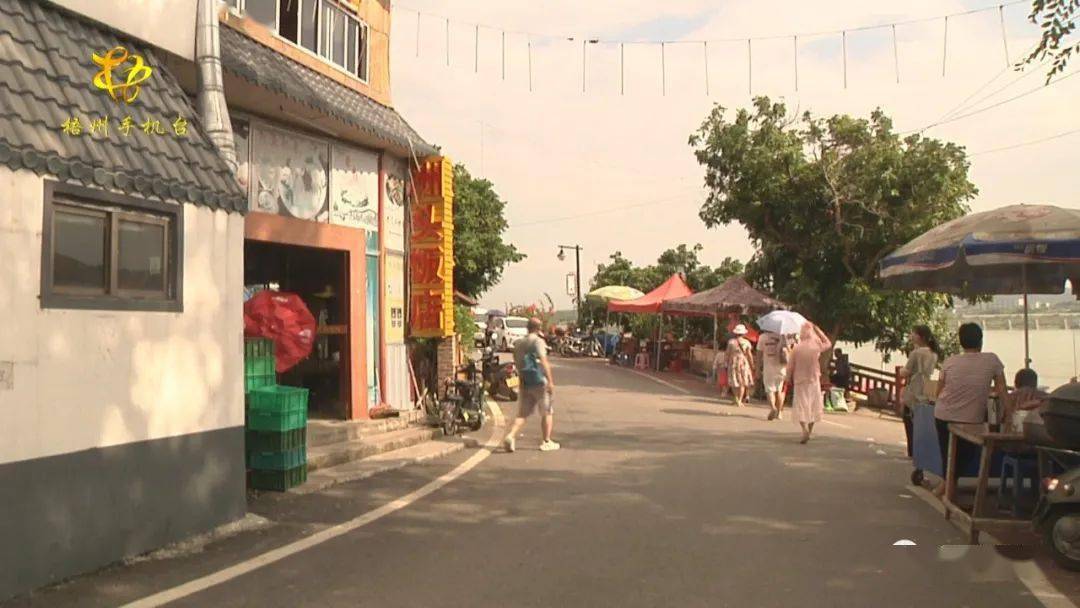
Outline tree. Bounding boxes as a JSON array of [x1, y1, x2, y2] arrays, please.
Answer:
[[588, 244, 744, 333], [690, 97, 976, 353], [591, 245, 744, 294], [1025, 0, 1078, 81], [452, 165, 525, 298]]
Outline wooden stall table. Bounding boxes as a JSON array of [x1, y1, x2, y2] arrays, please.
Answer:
[[943, 423, 1034, 543]]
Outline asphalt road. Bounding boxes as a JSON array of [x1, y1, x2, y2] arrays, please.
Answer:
[[6, 357, 1060, 607]]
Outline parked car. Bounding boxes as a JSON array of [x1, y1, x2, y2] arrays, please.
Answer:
[[472, 308, 488, 347], [490, 316, 529, 351]]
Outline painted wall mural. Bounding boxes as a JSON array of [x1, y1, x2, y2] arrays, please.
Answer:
[[384, 157, 408, 253], [250, 124, 329, 221], [330, 143, 379, 232]]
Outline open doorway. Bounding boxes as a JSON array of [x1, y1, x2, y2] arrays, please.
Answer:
[[244, 240, 349, 419]]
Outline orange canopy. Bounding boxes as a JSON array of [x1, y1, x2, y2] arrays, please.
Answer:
[[607, 274, 693, 314]]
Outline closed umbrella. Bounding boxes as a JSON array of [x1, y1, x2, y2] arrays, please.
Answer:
[[881, 204, 1080, 368], [757, 310, 807, 336]]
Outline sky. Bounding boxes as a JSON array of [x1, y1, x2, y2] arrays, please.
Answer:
[[388, 0, 1079, 311]]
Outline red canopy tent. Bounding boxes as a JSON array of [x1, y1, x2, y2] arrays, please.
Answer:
[[606, 274, 693, 370], [607, 273, 693, 314]]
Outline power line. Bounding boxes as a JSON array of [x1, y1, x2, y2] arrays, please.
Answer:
[[908, 68, 1080, 133], [971, 128, 1080, 155], [395, 0, 1028, 46]]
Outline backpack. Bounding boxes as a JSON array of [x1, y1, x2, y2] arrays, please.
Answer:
[[519, 339, 547, 387]]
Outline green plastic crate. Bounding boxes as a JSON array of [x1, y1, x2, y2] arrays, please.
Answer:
[[245, 338, 274, 359], [246, 428, 306, 452], [247, 407, 307, 432], [249, 446, 306, 471], [245, 373, 275, 392], [248, 385, 309, 413], [245, 356, 275, 377], [250, 465, 307, 492]]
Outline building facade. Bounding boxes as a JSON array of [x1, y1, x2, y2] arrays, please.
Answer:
[[0, 0, 436, 598]]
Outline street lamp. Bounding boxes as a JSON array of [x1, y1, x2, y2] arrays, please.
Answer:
[[557, 245, 582, 324]]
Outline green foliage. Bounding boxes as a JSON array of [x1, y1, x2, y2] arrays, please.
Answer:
[[690, 97, 976, 354], [452, 165, 525, 298], [453, 303, 478, 344], [1024, 0, 1078, 81], [591, 244, 744, 293], [587, 244, 744, 335]]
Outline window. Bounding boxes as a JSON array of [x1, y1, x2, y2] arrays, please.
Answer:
[[246, 0, 370, 83], [41, 182, 183, 312]]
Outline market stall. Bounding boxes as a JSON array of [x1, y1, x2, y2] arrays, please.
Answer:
[[607, 274, 693, 371], [661, 276, 788, 375], [882, 203, 1080, 545]]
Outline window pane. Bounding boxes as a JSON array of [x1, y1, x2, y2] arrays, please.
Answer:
[[118, 220, 166, 293], [278, 0, 298, 42], [300, 0, 319, 52], [357, 25, 368, 80], [346, 21, 357, 73], [53, 210, 106, 290], [320, 4, 333, 58], [332, 8, 346, 66], [245, 0, 276, 28]]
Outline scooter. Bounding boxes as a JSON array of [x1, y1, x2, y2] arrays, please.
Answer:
[[439, 359, 486, 436], [481, 348, 519, 401], [1033, 448, 1080, 571]]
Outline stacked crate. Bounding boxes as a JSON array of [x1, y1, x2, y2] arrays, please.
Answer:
[[244, 339, 309, 491]]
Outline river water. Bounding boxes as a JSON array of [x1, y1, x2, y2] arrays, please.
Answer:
[[840, 329, 1080, 390]]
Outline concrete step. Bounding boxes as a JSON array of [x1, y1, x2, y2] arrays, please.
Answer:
[[306, 425, 439, 473], [294, 437, 477, 495], [307, 410, 427, 448]]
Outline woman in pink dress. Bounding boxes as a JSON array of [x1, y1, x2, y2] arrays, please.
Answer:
[[786, 322, 832, 444], [725, 324, 755, 407]]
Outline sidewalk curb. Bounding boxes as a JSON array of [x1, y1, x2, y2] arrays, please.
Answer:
[[907, 484, 1076, 608], [293, 401, 505, 495]]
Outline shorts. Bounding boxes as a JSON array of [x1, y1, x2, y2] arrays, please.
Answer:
[[763, 366, 787, 394], [518, 385, 553, 418]]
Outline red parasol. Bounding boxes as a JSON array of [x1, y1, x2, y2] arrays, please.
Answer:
[[244, 290, 317, 373]]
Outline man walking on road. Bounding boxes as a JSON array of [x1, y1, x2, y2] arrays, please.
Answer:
[[504, 317, 559, 453]]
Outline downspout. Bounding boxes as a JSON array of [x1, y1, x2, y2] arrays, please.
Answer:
[[196, 0, 237, 175]]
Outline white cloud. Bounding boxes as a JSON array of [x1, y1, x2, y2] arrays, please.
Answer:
[[391, 1, 1080, 310]]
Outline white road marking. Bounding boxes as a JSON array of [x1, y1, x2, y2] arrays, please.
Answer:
[[819, 418, 854, 429], [121, 405, 505, 608], [626, 368, 692, 394], [907, 484, 1077, 608]]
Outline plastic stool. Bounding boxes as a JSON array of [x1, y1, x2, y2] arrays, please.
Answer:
[[998, 454, 1039, 517]]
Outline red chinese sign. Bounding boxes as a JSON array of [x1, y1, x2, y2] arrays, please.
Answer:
[[409, 157, 454, 338]]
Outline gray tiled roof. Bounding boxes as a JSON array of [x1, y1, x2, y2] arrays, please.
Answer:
[[0, 0, 246, 212], [219, 26, 438, 158]]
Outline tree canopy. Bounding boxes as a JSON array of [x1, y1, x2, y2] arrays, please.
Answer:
[[1025, 0, 1078, 81], [591, 244, 744, 294], [689, 97, 977, 353], [452, 165, 525, 298]]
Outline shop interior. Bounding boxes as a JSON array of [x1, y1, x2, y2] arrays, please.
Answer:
[[244, 240, 349, 419]]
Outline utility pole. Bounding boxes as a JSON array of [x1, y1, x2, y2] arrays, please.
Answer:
[[557, 245, 583, 324]]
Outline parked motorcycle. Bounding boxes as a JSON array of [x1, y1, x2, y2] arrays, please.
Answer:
[[1033, 447, 1080, 571], [439, 359, 486, 435], [481, 348, 519, 401]]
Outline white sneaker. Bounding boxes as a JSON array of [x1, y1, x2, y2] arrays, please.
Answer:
[[504, 435, 516, 453], [539, 440, 561, 452]]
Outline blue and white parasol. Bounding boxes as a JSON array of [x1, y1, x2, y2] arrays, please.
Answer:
[[881, 204, 1080, 367]]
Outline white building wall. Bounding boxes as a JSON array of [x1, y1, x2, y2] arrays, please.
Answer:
[[51, 0, 198, 61], [0, 167, 245, 465]]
